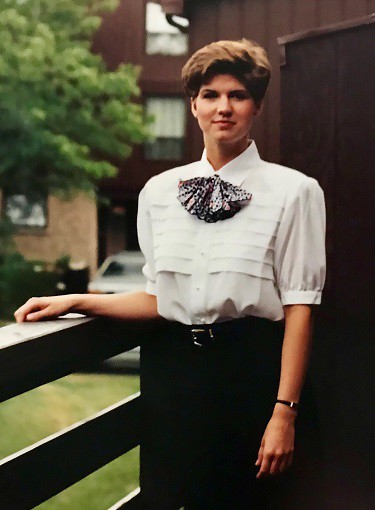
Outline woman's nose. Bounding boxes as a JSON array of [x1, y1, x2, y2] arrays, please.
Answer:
[[217, 96, 232, 115]]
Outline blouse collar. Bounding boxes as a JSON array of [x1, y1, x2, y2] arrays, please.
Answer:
[[198, 140, 262, 187]]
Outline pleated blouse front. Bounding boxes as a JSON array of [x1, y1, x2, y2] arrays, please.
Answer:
[[137, 142, 326, 325]]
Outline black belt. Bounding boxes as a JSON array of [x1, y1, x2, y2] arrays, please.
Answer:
[[170, 315, 274, 348]]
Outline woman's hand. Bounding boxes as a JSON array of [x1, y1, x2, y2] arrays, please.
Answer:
[[14, 295, 78, 323], [255, 405, 296, 478], [14, 291, 160, 322]]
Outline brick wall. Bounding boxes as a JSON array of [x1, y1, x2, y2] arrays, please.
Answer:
[[0, 191, 98, 277]]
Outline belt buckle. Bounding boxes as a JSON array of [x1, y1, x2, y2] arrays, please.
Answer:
[[191, 328, 214, 347]]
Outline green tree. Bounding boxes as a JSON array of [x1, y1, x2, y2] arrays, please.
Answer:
[[0, 0, 151, 200]]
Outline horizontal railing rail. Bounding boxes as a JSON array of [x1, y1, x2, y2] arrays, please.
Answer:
[[0, 316, 154, 509]]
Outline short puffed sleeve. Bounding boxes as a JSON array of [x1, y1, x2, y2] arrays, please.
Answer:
[[274, 178, 326, 305], [137, 185, 157, 295]]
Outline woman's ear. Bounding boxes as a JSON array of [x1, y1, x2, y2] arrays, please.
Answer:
[[191, 97, 198, 118], [254, 101, 264, 117]]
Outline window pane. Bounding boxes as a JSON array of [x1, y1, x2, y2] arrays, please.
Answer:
[[4, 194, 47, 228], [145, 97, 186, 160], [147, 97, 186, 138], [145, 138, 184, 161], [145, 2, 189, 56]]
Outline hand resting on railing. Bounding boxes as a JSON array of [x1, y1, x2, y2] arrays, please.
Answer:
[[14, 291, 159, 323]]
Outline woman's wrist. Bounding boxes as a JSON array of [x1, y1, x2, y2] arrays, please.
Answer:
[[68, 293, 91, 314], [272, 402, 297, 422]]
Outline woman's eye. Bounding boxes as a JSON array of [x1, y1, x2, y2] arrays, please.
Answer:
[[203, 92, 217, 99], [231, 92, 249, 100]]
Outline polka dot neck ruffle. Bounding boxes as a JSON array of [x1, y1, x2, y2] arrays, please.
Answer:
[[177, 175, 252, 223]]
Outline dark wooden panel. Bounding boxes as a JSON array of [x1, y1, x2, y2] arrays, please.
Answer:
[[317, 0, 344, 25], [280, 34, 336, 303], [142, 56, 188, 88], [217, 0, 244, 39], [291, 0, 319, 31], [280, 22, 375, 509], [335, 23, 375, 318], [342, 0, 369, 18], [266, 0, 293, 163], [0, 395, 140, 509], [243, 0, 267, 44], [92, 0, 144, 68], [188, 0, 218, 52]]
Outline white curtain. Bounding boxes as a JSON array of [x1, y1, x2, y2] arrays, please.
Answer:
[[146, 98, 186, 138]]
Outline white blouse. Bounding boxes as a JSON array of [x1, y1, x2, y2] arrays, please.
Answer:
[[137, 141, 326, 325]]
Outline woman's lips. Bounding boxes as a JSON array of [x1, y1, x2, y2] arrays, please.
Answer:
[[213, 120, 235, 125]]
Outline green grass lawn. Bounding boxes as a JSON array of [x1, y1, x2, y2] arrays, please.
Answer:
[[0, 373, 140, 509]]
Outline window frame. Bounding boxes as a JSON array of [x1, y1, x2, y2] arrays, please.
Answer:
[[144, 1, 189, 57], [143, 95, 188, 162], [2, 191, 49, 232]]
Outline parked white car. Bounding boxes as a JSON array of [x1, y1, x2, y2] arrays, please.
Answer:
[[88, 251, 146, 294], [88, 251, 146, 371]]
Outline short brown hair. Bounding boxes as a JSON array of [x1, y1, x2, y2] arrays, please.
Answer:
[[181, 39, 271, 104]]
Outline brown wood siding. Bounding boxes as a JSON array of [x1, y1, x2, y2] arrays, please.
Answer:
[[290, 0, 320, 32]]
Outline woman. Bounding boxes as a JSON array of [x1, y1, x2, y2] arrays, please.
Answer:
[[15, 39, 326, 509]]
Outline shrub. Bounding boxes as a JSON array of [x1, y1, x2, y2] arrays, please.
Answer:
[[0, 253, 66, 320]]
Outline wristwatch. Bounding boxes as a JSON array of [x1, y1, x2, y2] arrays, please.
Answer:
[[276, 399, 299, 411]]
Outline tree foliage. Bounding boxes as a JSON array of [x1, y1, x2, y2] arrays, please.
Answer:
[[0, 0, 151, 199]]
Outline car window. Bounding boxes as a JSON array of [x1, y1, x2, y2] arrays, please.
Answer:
[[102, 261, 126, 277], [102, 260, 144, 277]]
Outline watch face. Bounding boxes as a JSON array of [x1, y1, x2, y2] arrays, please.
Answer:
[[5, 194, 47, 228]]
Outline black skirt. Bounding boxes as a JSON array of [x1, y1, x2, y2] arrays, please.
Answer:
[[140, 316, 326, 510]]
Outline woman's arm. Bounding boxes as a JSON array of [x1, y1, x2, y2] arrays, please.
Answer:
[[255, 304, 313, 478], [14, 291, 160, 323]]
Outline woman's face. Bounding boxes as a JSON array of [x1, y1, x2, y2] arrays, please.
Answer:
[[191, 74, 260, 147]]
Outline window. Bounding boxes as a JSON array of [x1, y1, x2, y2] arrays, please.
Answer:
[[3, 193, 47, 228], [145, 2, 189, 56], [145, 97, 187, 160]]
